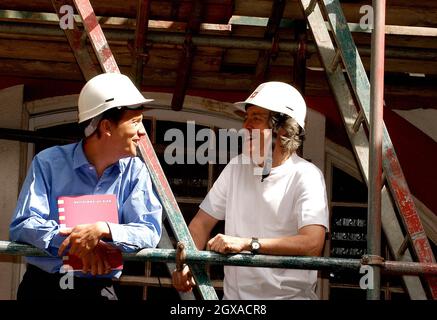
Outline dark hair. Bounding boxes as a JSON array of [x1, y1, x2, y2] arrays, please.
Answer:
[[81, 105, 144, 138], [269, 112, 305, 154]]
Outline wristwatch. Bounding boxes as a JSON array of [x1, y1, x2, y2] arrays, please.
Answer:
[[250, 237, 260, 254]]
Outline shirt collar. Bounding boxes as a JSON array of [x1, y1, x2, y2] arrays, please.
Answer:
[[73, 140, 124, 174], [73, 140, 90, 170]]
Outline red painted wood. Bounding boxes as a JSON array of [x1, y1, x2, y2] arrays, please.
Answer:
[[73, 0, 120, 74]]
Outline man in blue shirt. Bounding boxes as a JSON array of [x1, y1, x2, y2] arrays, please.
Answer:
[[10, 73, 163, 300]]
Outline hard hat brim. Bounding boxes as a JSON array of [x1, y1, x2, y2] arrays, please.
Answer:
[[233, 101, 306, 132], [123, 98, 154, 109]]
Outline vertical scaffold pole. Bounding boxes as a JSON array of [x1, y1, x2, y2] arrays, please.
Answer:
[[367, 0, 386, 300]]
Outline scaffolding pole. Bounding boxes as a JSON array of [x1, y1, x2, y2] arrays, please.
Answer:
[[2, 20, 437, 60], [367, 0, 386, 300], [1, 241, 437, 277]]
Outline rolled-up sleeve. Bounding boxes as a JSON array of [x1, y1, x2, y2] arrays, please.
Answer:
[[108, 165, 162, 252]]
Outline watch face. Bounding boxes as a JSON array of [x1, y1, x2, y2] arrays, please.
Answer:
[[252, 242, 260, 250]]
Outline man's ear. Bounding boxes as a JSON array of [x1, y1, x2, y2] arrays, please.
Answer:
[[99, 119, 112, 137]]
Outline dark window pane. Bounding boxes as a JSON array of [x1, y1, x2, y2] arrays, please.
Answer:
[[35, 122, 81, 153], [332, 166, 367, 202]]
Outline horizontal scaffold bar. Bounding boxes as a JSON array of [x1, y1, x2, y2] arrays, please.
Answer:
[[1, 241, 436, 276], [1, 20, 437, 60]]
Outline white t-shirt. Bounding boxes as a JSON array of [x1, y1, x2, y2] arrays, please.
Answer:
[[200, 153, 329, 300]]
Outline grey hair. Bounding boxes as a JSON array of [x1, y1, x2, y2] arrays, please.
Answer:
[[269, 112, 304, 154]]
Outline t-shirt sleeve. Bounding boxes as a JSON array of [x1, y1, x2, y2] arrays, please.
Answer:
[[199, 162, 233, 221], [295, 165, 330, 231]]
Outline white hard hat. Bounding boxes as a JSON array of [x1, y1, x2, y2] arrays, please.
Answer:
[[78, 73, 153, 123], [235, 81, 307, 130]]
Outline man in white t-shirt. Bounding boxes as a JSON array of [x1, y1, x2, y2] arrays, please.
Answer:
[[172, 82, 329, 299]]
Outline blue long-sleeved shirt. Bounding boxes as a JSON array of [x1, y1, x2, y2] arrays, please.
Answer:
[[10, 141, 162, 276]]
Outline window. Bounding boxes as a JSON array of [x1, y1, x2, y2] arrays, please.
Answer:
[[325, 145, 408, 300]]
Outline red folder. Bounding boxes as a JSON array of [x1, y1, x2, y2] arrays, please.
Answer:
[[57, 194, 123, 271]]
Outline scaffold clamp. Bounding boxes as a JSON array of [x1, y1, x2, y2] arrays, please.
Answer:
[[176, 241, 187, 271], [361, 254, 385, 266]]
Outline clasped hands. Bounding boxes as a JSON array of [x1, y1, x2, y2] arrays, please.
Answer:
[[58, 221, 113, 276]]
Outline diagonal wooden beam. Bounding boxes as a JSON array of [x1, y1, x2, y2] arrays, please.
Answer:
[[251, 0, 286, 91], [72, 0, 119, 73], [293, 20, 307, 94], [171, 0, 181, 21], [171, 0, 204, 111], [132, 0, 151, 87], [51, 0, 100, 80]]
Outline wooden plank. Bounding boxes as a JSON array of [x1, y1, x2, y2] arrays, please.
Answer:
[[52, 0, 100, 80], [352, 32, 437, 50], [223, 49, 260, 65], [251, 0, 287, 90], [147, 47, 223, 72], [234, 0, 437, 27], [293, 19, 307, 93], [73, 0, 120, 73], [3, 33, 437, 75], [171, 0, 204, 111], [0, 38, 77, 62], [0, 0, 233, 23], [0, 58, 83, 80], [4, 0, 437, 27], [141, 67, 253, 89], [132, 0, 151, 86], [305, 49, 437, 75], [230, 25, 268, 38], [305, 69, 437, 110], [0, 55, 435, 111]]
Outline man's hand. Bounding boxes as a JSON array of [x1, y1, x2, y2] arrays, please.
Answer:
[[58, 221, 110, 258], [81, 241, 113, 276], [207, 233, 250, 254], [172, 265, 196, 292]]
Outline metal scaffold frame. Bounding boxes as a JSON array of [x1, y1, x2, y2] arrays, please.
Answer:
[[298, 0, 437, 299], [1, 241, 437, 277], [0, 0, 436, 301]]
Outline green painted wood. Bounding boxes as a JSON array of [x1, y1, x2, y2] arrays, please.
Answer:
[[322, 0, 370, 119]]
